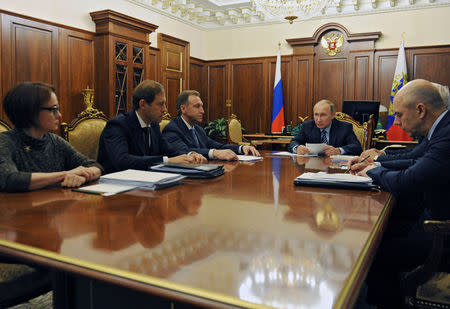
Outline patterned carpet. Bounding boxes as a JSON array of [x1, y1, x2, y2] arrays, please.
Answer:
[[7, 291, 52, 309]]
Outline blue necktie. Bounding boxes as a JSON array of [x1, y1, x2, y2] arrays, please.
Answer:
[[191, 129, 200, 148], [321, 129, 328, 144]]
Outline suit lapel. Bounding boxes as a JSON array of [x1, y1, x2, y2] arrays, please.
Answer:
[[329, 120, 337, 146], [177, 117, 197, 147]]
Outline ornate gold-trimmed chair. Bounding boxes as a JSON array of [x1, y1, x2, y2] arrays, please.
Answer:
[[334, 112, 374, 151], [227, 114, 263, 147], [0, 119, 12, 133], [159, 112, 171, 132], [403, 220, 450, 308], [60, 87, 108, 160]]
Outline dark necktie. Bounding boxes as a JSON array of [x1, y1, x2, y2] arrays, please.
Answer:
[[321, 129, 328, 144], [143, 127, 151, 155], [191, 129, 200, 148]]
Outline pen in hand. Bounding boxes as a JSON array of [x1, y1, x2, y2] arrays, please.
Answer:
[[344, 155, 371, 174]]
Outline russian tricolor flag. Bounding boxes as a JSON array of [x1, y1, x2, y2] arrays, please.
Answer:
[[271, 50, 285, 133]]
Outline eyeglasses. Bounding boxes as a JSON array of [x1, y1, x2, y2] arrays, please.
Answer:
[[40, 105, 60, 115]]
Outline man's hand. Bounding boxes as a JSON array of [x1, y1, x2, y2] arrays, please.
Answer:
[[347, 156, 374, 175], [322, 145, 341, 156], [361, 148, 384, 161], [188, 152, 208, 163], [296, 145, 310, 155], [355, 164, 377, 177], [295, 156, 310, 165], [168, 154, 197, 164], [213, 149, 238, 161], [242, 146, 260, 156]]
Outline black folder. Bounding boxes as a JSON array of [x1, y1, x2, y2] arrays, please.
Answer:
[[150, 163, 225, 179], [294, 178, 381, 191]]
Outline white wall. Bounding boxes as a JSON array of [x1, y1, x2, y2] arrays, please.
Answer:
[[0, 0, 208, 59], [205, 6, 450, 59], [1, 1, 449, 60]]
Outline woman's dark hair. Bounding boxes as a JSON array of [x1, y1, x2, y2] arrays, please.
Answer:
[[2, 82, 55, 129]]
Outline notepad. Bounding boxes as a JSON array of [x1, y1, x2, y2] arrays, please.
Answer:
[[305, 143, 327, 155], [294, 171, 378, 191], [73, 183, 137, 196], [237, 155, 263, 162]]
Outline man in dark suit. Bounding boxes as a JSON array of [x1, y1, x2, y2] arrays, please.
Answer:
[[162, 90, 260, 161], [98, 80, 205, 173], [288, 99, 362, 156], [349, 79, 450, 307]]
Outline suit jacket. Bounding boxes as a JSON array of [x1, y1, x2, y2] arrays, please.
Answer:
[[97, 110, 179, 173], [367, 110, 450, 220], [162, 116, 240, 158], [288, 118, 362, 155], [377, 136, 427, 162]]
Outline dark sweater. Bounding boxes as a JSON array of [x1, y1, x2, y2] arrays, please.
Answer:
[[0, 128, 102, 192]]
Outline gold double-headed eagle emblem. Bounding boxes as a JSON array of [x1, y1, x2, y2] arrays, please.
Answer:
[[321, 32, 344, 56]]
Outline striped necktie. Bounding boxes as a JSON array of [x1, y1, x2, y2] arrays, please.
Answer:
[[191, 128, 200, 148], [321, 129, 328, 144]]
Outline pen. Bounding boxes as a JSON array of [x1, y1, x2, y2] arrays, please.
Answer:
[[72, 188, 104, 195], [344, 155, 370, 174]]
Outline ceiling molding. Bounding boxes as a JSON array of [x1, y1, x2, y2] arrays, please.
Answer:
[[128, 0, 450, 29]]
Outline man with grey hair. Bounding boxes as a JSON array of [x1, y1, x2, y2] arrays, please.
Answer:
[[163, 90, 260, 161], [288, 99, 362, 155], [349, 79, 450, 307]]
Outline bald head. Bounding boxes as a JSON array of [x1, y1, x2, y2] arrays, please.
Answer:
[[393, 79, 447, 137], [397, 79, 445, 112]]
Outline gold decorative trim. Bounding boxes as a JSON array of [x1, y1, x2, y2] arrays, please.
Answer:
[[0, 239, 269, 309], [333, 194, 393, 308]]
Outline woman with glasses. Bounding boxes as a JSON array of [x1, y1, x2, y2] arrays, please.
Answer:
[[0, 82, 102, 192]]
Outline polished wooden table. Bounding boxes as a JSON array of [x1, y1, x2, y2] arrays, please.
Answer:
[[0, 153, 393, 309]]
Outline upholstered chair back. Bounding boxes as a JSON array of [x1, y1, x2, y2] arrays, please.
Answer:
[[0, 120, 11, 133], [61, 109, 107, 160], [334, 112, 374, 151], [159, 112, 172, 132]]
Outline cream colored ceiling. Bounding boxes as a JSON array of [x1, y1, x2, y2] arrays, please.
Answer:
[[129, 0, 450, 29]]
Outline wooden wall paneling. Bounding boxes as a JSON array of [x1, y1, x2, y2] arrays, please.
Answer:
[[207, 62, 229, 122], [148, 47, 160, 82], [1, 13, 59, 107], [315, 57, 347, 112], [347, 51, 374, 100], [231, 60, 264, 133], [189, 57, 208, 122], [407, 46, 450, 85], [373, 49, 398, 111], [158, 33, 189, 117], [58, 28, 95, 123], [291, 50, 314, 121]]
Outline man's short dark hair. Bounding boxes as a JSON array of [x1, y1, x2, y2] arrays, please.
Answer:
[[132, 80, 165, 110], [3, 82, 55, 129], [176, 90, 200, 116]]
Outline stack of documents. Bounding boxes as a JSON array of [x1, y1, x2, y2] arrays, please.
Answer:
[[99, 169, 185, 190], [294, 172, 379, 191], [151, 163, 224, 178]]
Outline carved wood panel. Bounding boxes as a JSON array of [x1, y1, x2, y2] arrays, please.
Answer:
[[231, 62, 264, 133], [190, 58, 208, 123], [59, 29, 95, 123], [315, 58, 347, 112], [1, 13, 59, 107], [409, 46, 450, 86], [158, 33, 189, 118], [207, 63, 228, 122]]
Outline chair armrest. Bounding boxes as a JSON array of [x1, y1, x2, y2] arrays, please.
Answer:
[[424, 220, 450, 234]]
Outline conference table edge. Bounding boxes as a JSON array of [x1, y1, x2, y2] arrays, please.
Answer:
[[0, 240, 270, 309]]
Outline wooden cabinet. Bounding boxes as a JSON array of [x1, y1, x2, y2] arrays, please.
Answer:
[[90, 10, 158, 118]]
